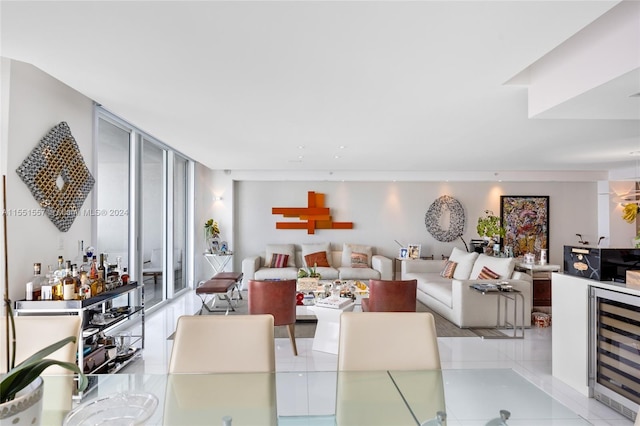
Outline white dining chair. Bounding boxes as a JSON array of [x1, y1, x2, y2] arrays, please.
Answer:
[[166, 314, 277, 425], [336, 312, 444, 426], [168, 314, 275, 374], [0, 315, 82, 374], [0, 315, 81, 425], [337, 311, 441, 371]]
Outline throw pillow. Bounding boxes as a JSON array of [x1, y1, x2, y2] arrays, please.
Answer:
[[269, 253, 290, 268], [448, 247, 479, 280], [265, 244, 295, 267], [304, 251, 330, 268], [301, 243, 332, 267], [440, 260, 457, 279], [351, 252, 368, 268], [342, 244, 373, 268], [478, 266, 500, 280], [469, 254, 516, 279]]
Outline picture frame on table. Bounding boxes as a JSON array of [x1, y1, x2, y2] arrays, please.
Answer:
[[399, 248, 408, 259], [500, 195, 549, 259], [407, 244, 421, 259]]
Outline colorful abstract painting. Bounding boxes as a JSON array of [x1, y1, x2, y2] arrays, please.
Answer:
[[500, 196, 549, 258]]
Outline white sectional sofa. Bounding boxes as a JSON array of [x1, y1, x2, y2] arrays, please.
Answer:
[[401, 247, 533, 328], [242, 243, 393, 286]]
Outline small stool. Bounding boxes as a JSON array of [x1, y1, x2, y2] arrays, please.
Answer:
[[211, 272, 244, 301], [196, 279, 236, 315]]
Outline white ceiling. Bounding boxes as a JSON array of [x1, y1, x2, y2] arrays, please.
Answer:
[[2, 1, 639, 180]]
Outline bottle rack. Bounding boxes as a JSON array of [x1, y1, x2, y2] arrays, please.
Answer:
[[14, 281, 144, 395]]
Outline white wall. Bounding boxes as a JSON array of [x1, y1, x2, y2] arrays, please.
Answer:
[[607, 181, 637, 247], [233, 180, 601, 271], [1, 59, 94, 302], [194, 165, 234, 284]]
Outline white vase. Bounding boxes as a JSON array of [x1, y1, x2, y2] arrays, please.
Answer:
[[0, 376, 44, 426]]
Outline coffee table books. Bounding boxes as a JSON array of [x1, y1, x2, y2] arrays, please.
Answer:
[[314, 296, 353, 309], [471, 283, 499, 292]]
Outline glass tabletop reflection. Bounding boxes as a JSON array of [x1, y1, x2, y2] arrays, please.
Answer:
[[44, 369, 589, 426]]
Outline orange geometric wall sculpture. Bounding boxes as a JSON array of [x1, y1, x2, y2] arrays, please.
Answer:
[[272, 191, 354, 234]]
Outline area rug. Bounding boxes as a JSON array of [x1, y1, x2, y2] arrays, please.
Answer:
[[167, 292, 504, 339]]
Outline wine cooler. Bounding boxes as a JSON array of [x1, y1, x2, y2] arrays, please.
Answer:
[[590, 287, 640, 421]]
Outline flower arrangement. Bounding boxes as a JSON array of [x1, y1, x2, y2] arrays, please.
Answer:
[[204, 219, 220, 238], [622, 203, 639, 223], [1, 299, 87, 403]]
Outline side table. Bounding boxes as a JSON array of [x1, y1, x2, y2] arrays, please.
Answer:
[[469, 284, 525, 339], [204, 252, 234, 275]]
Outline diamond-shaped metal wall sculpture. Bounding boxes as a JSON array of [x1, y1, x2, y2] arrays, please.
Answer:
[[16, 122, 95, 232]]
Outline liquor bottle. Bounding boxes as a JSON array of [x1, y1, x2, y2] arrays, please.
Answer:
[[76, 240, 85, 263], [95, 274, 104, 295], [54, 255, 65, 281], [90, 275, 99, 297], [98, 253, 106, 280], [52, 275, 63, 301], [25, 263, 46, 301], [104, 253, 111, 276], [79, 271, 91, 300], [62, 261, 75, 300], [80, 255, 90, 273], [121, 267, 129, 285], [89, 256, 98, 280], [50, 256, 64, 300], [71, 264, 81, 298], [115, 256, 123, 275]]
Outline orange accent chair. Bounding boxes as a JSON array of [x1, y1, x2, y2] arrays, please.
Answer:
[[361, 279, 417, 312], [248, 279, 298, 356]]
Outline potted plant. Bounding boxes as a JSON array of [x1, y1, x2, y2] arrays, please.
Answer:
[[476, 210, 505, 254], [1, 300, 87, 425], [297, 264, 322, 291]]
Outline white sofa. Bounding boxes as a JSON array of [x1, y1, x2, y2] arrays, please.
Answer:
[[401, 247, 533, 328], [242, 243, 393, 287]]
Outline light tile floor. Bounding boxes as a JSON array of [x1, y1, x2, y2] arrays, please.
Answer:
[[119, 290, 634, 425]]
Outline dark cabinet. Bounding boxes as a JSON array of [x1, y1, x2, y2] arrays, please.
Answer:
[[532, 272, 552, 307]]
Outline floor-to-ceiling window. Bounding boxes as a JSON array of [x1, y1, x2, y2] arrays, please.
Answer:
[[141, 139, 166, 308], [95, 107, 193, 310], [172, 155, 188, 293], [95, 116, 130, 271]]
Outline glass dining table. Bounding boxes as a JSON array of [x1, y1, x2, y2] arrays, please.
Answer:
[[47, 368, 589, 425]]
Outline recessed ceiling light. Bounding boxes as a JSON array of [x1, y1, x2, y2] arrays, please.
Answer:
[[339, 145, 345, 149], [298, 145, 305, 149], [334, 155, 340, 159], [298, 155, 303, 159]]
